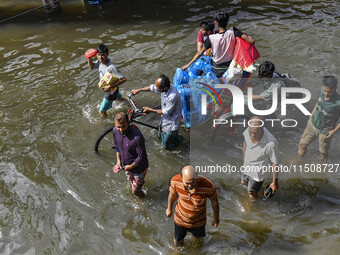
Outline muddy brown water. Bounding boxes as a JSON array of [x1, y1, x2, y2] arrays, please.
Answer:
[[0, 0, 340, 254]]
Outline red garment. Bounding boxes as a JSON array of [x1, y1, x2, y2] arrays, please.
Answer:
[[197, 30, 219, 43], [233, 37, 260, 69], [197, 30, 204, 43]]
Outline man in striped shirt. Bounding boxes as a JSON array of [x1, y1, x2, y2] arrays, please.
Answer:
[[166, 165, 219, 246]]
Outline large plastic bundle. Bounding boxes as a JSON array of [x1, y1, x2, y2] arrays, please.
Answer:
[[173, 58, 221, 128], [187, 56, 212, 78], [189, 71, 221, 128], [174, 38, 262, 128], [173, 68, 191, 128]]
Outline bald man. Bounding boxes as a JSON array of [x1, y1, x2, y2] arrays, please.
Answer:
[[130, 75, 183, 150], [241, 116, 279, 199], [166, 166, 219, 246]]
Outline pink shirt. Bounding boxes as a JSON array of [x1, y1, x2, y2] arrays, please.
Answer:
[[197, 30, 205, 43], [209, 28, 235, 64], [197, 30, 218, 43]]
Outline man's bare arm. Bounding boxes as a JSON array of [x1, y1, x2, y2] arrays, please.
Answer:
[[210, 197, 220, 228], [166, 191, 178, 217]]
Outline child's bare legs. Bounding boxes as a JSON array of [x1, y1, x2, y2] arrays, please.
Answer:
[[99, 111, 107, 119]]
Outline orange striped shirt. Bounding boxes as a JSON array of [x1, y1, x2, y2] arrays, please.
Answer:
[[169, 174, 218, 228]]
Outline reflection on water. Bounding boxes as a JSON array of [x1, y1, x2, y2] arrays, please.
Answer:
[[0, 0, 340, 254]]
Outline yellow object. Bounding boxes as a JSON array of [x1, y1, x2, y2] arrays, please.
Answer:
[[98, 72, 119, 94], [204, 48, 212, 57]]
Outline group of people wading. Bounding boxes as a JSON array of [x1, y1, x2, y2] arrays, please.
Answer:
[[86, 10, 340, 246]]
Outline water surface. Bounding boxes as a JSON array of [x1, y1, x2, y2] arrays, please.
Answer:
[[0, 0, 340, 254]]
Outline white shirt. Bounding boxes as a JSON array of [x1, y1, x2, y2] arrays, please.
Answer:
[[93, 59, 124, 80], [242, 127, 279, 181], [150, 84, 182, 132]]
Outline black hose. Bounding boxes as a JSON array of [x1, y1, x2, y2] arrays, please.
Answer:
[[0, 0, 60, 24], [0, 6, 44, 24]]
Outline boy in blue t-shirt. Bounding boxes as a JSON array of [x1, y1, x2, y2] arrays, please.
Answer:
[[87, 44, 126, 119]]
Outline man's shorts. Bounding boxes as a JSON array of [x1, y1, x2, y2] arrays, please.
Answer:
[[125, 169, 147, 191], [158, 128, 184, 150], [241, 174, 264, 193], [99, 92, 122, 112], [299, 120, 331, 155], [174, 223, 206, 241]]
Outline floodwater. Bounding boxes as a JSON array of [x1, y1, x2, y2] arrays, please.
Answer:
[[0, 0, 340, 254]]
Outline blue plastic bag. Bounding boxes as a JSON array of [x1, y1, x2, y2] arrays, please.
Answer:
[[173, 68, 190, 86], [188, 57, 205, 76]]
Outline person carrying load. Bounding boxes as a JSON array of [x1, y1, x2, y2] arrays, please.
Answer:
[[196, 20, 216, 55], [130, 75, 184, 150], [181, 11, 255, 78], [86, 44, 127, 119]]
